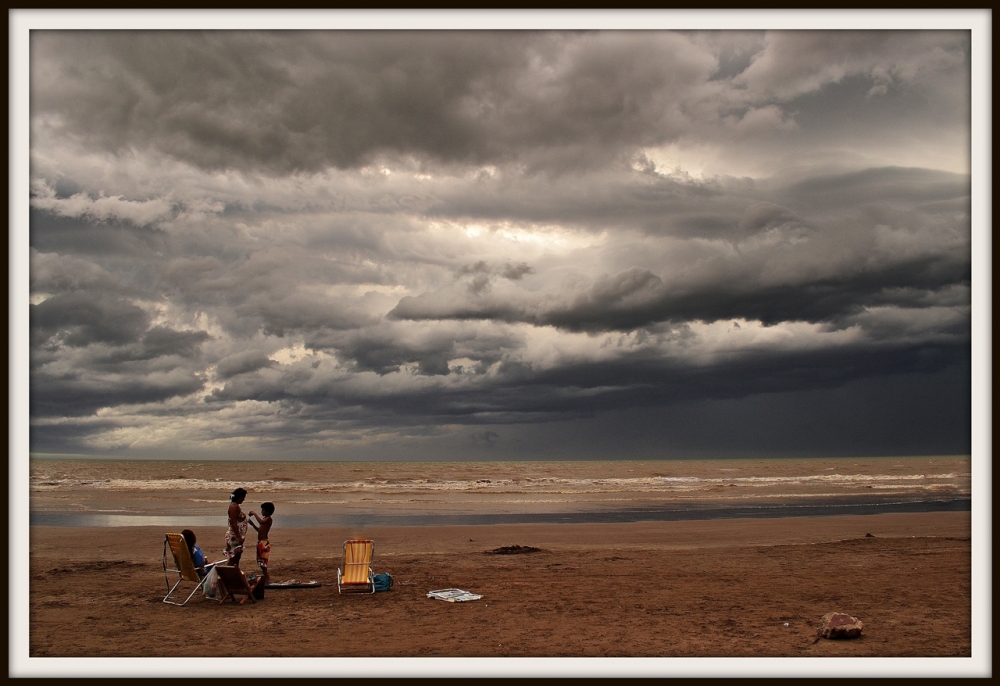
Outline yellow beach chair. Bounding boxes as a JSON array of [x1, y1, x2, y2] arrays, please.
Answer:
[[162, 532, 217, 606], [337, 539, 375, 594]]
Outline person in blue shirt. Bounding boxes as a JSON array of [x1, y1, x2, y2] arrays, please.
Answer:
[[181, 529, 211, 578]]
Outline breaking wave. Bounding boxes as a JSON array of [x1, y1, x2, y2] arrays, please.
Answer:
[[30, 471, 970, 496]]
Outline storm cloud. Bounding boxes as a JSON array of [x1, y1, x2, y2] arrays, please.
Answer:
[[27, 28, 973, 460]]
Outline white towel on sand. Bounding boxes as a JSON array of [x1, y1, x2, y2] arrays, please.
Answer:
[[426, 588, 482, 602]]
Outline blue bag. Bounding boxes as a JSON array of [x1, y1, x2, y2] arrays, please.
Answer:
[[373, 572, 393, 592]]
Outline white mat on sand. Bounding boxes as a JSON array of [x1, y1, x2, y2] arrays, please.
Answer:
[[426, 588, 483, 602]]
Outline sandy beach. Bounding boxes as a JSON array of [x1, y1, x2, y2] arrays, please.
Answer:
[[21, 457, 979, 676], [29, 512, 971, 663]]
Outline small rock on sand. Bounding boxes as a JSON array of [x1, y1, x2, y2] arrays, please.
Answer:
[[816, 612, 864, 640]]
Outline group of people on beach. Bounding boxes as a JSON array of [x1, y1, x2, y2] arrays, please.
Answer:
[[182, 487, 274, 585]]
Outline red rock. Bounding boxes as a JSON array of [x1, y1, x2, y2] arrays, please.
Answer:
[[817, 612, 864, 639]]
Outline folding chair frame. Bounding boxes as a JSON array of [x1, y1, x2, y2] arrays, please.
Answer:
[[337, 539, 375, 594], [162, 533, 219, 606]]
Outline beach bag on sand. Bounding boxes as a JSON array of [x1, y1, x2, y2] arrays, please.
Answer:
[[373, 573, 393, 592], [202, 566, 219, 599]]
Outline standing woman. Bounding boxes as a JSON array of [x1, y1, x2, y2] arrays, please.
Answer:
[[224, 487, 249, 567]]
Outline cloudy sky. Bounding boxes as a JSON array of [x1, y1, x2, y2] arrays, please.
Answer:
[[24, 24, 977, 461]]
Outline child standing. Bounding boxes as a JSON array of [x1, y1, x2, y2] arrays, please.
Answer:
[[248, 502, 274, 585]]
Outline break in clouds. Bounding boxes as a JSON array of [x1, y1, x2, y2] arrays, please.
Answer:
[[28, 30, 972, 460]]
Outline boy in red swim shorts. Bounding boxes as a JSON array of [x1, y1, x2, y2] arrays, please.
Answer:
[[248, 501, 274, 585]]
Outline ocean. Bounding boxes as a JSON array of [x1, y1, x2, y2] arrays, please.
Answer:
[[28, 455, 971, 527]]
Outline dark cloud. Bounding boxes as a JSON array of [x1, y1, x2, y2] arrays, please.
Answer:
[[776, 167, 970, 211], [421, 168, 745, 236], [737, 202, 802, 234], [136, 326, 211, 359], [31, 292, 150, 348], [471, 431, 500, 447], [28, 31, 735, 175], [734, 30, 968, 102], [29, 248, 119, 294], [30, 367, 207, 418], [30, 31, 525, 173], [522, 363, 971, 460], [501, 262, 535, 280], [307, 328, 459, 377], [389, 164, 969, 332], [29, 209, 169, 260], [454, 260, 537, 296], [215, 350, 277, 379], [197, 334, 969, 430], [390, 257, 968, 333], [26, 29, 974, 459], [29, 418, 125, 452]]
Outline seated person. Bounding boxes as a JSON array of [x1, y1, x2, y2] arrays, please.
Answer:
[[181, 529, 211, 578]]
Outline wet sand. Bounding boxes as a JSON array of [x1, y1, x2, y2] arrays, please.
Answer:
[[26, 510, 973, 673]]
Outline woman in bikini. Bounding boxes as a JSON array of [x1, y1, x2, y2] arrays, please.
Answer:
[[224, 487, 249, 568]]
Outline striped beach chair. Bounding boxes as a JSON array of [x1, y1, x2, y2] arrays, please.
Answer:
[[337, 539, 375, 594], [162, 533, 217, 606]]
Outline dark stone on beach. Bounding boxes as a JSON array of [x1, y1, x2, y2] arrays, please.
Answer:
[[816, 612, 864, 640], [486, 545, 542, 555], [865, 533, 875, 537]]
